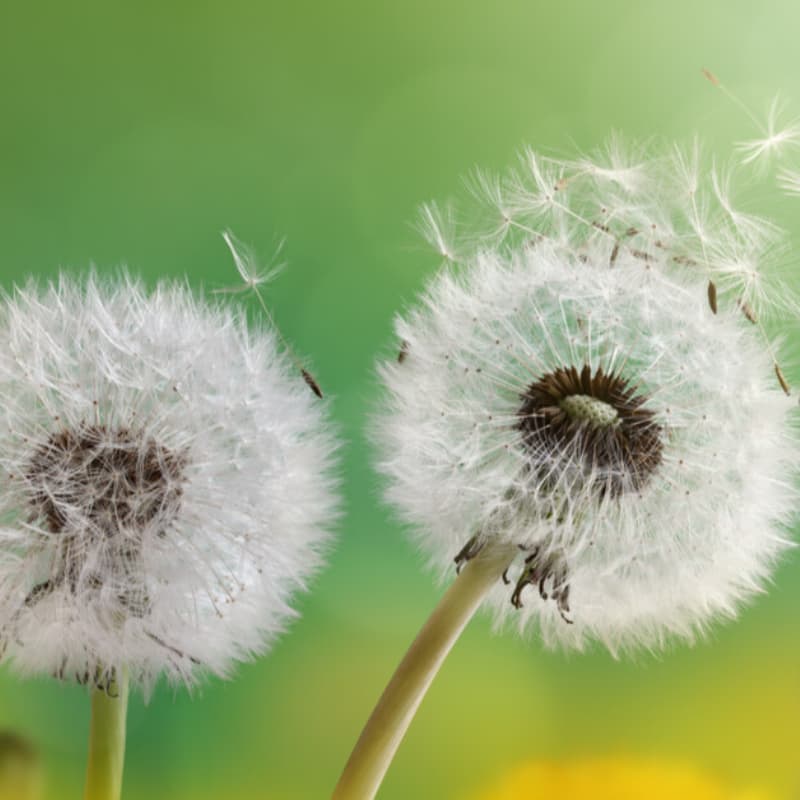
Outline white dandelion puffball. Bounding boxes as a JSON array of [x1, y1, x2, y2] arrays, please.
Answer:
[[375, 144, 800, 654], [0, 273, 339, 690]]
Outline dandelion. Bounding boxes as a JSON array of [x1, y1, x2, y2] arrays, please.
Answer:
[[0, 272, 339, 800], [217, 231, 325, 398], [471, 756, 775, 800], [332, 140, 800, 799]]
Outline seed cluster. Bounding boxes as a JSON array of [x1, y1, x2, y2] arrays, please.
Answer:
[[23, 424, 187, 615], [517, 364, 663, 497]]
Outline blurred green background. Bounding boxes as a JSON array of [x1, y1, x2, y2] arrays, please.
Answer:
[[1, 1, 799, 798]]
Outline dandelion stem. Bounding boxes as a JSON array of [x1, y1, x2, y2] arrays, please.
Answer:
[[332, 542, 517, 800], [84, 668, 129, 800]]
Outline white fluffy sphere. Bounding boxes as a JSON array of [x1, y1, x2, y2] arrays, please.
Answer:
[[0, 273, 339, 690], [375, 147, 800, 654]]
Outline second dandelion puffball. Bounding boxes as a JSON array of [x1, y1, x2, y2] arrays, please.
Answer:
[[374, 149, 800, 654], [0, 274, 339, 690]]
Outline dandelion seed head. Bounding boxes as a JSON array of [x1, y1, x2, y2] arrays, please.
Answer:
[[516, 364, 663, 499], [0, 272, 339, 692], [375, 141, 800, 654]]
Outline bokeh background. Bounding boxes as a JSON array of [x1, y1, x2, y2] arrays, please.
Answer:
[[1, 1, 799, 798]]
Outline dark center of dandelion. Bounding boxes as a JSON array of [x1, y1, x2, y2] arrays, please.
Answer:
[[455, 366, 662, 624], [516, 364, 663, 497], [27, 425, 186, 535], [23, 424, 187, 618]]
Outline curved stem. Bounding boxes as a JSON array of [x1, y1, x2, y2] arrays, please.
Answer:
[[84, 668, 130, 800], [332, 542, 516, 800]]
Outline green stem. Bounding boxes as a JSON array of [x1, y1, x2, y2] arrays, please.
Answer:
[[332, 542, 517, 800], [84, 668, 129, 800]]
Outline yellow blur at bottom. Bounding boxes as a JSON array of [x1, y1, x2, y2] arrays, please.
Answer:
[[472, 756, 774, 800]]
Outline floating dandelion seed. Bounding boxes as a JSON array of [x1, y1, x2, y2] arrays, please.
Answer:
[[218, 230, 324, 398], [704, 68, 800, 219], [220, 229, 287, 292], [735, 96, 800, 167], [703, 70, 800, 169], [333, 134, 800, 800]]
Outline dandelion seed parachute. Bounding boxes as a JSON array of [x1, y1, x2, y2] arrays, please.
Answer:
[[0, 273, 339, 692], [374, 141, 800, 654]]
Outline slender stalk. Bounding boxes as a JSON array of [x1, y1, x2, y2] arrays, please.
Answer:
[[332, 542, 517, 800], [84, 668, 130, 800]]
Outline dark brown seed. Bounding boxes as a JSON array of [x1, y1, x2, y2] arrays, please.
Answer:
[[707, 280, 718, 314], [301, 369, 323, 399], [398, 340, 409, 363], [737, 298, 757, 324], [775, 363, 791, 396]]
